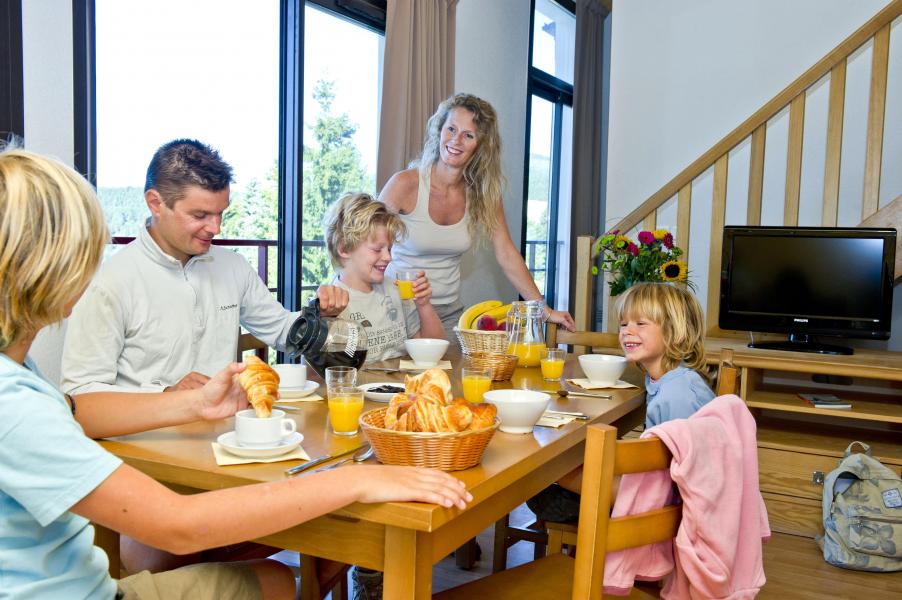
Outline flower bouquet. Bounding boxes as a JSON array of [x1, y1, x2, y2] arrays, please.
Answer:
[[591, 229, 692, 296]]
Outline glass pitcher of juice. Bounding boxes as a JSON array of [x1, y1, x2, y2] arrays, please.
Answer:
[[506, 300, 546, 367]]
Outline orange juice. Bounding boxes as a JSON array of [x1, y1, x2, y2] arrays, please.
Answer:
[[462, 375, 492, 403], [328, 396, 365, 434], [397, 280, 414, 300], [508, 342, 544, 367], [540, 358, 565, 380]]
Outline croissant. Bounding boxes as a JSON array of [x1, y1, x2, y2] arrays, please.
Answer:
[[238, 356, 280, 418], [467, 402, 498, 430], [405, 368, 452, 402], [384, 393, 415, 429]]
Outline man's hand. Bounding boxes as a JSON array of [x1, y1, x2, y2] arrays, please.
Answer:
[[316, 285, 349, 316], [193, 363, 248, 421], [165, 371, 210, 391]]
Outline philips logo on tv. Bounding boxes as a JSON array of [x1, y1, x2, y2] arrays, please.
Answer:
[[793, 318, 809, 323]]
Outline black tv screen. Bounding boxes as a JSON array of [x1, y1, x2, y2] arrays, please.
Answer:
[[719, 226, 896, 354]]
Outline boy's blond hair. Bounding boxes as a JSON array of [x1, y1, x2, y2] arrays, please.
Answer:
[[0, 148, 109, 351], [615, 282, 706, 374], [324, 193, 407, 267]]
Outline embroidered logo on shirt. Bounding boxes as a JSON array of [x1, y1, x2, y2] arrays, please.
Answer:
[[220, 303, 238, 311]]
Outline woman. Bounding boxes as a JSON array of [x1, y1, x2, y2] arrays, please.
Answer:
[[380, 93, 576, 338]]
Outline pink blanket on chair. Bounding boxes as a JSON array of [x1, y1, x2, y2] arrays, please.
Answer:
[[603, 394, 771, 599]]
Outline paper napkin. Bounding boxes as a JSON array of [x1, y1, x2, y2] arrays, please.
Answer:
[[567, 378, 639, 390], [277, 393, 324, 402], [536, 413, 579, 428], [399, 359, 453, 371], [211, 443, 311, 466]]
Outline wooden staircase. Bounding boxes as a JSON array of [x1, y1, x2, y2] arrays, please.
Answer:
[[581, 0, 902, 334]]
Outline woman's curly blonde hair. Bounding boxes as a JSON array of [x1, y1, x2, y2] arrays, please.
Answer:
[[0, 147, 108, 351], [324, 192, 407, 267], [416, 93, 505, 243], [615, 283, 707, 375]]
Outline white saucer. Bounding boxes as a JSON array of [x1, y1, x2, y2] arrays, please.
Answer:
[[278, 381, 319, 399], [217, 431, 304, 459], [358, 382, 406, 402]]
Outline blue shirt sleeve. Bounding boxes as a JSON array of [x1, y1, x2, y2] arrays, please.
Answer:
[[644, 367, 715, 429]]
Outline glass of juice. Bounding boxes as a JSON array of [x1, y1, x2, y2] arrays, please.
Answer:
[[540, 348, 566, 381], [328, 386, 365, 436], [396, 270, 417, 300], [461, 367, 493, 403]]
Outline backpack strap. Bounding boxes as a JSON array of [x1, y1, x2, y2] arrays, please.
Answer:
[[844, 441, 871, 457]]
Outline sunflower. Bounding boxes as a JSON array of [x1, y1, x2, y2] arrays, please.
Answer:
[[613, 235, 632, 251], [660, 260, 687, 281], [652, 229, 669, 240]]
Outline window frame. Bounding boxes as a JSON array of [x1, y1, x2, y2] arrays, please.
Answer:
[[1, 0, 25, 141], [522, 0, 575, 309]]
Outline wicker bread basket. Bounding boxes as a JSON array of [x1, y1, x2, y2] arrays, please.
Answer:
[[464, 351, 519, 381], [454, 327, 510, 355], [359, 407, 499, 471]]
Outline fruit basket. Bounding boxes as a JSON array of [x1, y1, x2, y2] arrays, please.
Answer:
[[454, 327, 510, 355], [359, 407, 500, 470], [463, 351, 519, 381]]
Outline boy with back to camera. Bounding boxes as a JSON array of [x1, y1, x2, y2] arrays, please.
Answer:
[[0, 147, 472, 600], [528, 282, 715, 522], [324, 192, 445, 363]]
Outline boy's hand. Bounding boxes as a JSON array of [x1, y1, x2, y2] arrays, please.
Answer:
[[316, 285, 349, 316], [165, 371, 210, 391], [194, 363, 249, 421], [411, 271, 432, 306], [352, 465, 472, 509]]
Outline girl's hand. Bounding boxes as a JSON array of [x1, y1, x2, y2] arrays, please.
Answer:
[[412, 271, 433, 307], [194, 363, 248, 421], [352, 465, 472, 509], [547, 308, 576, 331]]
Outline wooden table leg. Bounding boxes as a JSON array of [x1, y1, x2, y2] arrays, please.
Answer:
[[454, 538, 479, 570], [383, 526, 432, 599], [93, 524, 121, 578], [299, 554, 322, 600]]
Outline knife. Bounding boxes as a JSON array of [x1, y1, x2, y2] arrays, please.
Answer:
[[285, 444, 367, 476]]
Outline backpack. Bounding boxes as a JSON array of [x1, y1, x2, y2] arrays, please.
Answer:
[[817, 441, 902, 571]]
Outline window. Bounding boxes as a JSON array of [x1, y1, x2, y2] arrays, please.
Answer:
[[523, 0, 575, 312]]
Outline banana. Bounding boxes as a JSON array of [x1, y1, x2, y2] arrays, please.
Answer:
[[458, 300, 502, 330], [475, 303, 513, 327]]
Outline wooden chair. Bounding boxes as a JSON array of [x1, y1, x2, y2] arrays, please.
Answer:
[[438, 423, 680, 599], [716, 348, 740, 396], [237, 331, 268, 362], [546, 322, 620, 356]]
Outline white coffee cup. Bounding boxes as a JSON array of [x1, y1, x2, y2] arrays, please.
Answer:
[[273, 363, 307, 388], [234, 409, 297, 447]]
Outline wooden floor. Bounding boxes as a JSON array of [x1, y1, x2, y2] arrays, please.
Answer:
[[315, 503, 902, 598]]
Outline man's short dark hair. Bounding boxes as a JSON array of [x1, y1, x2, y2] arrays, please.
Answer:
[[144, 139, 234, 206]]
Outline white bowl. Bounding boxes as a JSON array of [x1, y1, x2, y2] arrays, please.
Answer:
[[404, 338, 450, 366], [483, 389, 550, 434], [578, 354, 628, 387]]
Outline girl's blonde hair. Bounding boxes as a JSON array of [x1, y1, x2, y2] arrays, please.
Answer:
[[0, 148, 109, 351], [416, 93, 504, 243], [616, 283, 706, 374], [324, 192, 407, 267]]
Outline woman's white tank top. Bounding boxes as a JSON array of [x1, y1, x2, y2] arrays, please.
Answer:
[[387, 168, 472, 305]]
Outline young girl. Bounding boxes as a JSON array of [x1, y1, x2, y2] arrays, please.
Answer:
[[323, 192, 445, 363], [527, 282, 713, 522], [618, 282, 714, 429], [0, 148, 471, 599]]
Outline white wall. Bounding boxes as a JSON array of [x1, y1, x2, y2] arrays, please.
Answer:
[[607, 0, 902, 351], [455, 0, 529, 308]]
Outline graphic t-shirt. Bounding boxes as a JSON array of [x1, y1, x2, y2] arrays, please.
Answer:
[[331, 275, 421, 362]]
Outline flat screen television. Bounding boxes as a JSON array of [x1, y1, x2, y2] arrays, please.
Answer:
[[719, 226, 896, 355]]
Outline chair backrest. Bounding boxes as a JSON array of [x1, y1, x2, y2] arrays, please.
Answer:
[[237, 332, 268, 362], [571, 423, 680, 599], [546, 323, 620, 356], [716, 348, 740, 396]]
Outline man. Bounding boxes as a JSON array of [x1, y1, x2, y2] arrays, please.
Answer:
[[62, 138, 346, 395], [61, 139, 348, 576]]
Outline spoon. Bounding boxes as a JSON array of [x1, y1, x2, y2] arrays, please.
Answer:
[[312, 445, 374, 472], [557, 389, 612, 399]]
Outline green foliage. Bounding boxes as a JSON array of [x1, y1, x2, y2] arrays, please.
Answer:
[[97, 187, 147, 236], [592, 229, 691, 296]]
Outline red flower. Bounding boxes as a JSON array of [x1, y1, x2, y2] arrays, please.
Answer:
[[638, 231, 655, 245], [663, 233, 674, 249], [627, 242, 639, 256]]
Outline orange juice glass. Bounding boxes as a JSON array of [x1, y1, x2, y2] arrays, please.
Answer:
[[461, 368, 492, 403], [508, 341, 544, 367], [540, 348, 566, 381], [328, 386, 365, 435], [396, 270, 417, 300]]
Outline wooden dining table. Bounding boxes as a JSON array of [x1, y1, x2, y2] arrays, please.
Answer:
[[99, 351, 646, 599]]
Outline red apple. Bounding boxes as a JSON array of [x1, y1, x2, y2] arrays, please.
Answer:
[[476, 315, 498, 331]]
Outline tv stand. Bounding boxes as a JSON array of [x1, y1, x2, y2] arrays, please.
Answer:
[[749, 333, 852, 355]]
